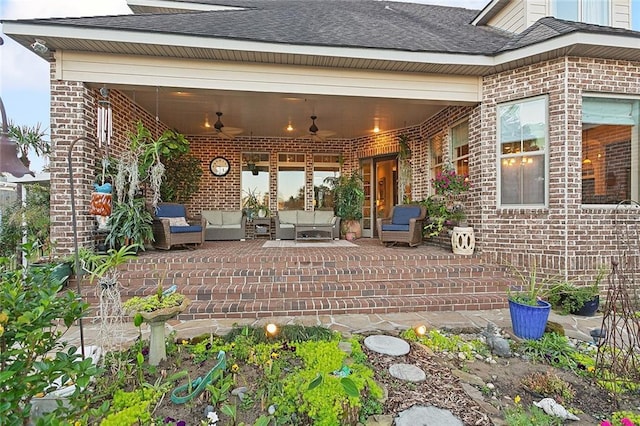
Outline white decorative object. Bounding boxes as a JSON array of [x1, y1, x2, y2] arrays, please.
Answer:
[[451, 226, 475, 255], [533, 398, 580, 421]]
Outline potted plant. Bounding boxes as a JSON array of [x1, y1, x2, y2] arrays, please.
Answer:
[[546, 264, 605, 316], [242, 188, 269, 219], [326, 170, 365, 239], [507, 260, 554, 340]]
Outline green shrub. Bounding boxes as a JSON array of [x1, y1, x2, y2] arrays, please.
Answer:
[[0, 245, 97, 424]]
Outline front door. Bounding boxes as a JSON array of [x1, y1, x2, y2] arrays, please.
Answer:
[[361, 156, 398, 237]]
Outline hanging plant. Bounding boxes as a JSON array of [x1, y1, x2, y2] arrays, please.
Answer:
[[397, 134, 412, 203]]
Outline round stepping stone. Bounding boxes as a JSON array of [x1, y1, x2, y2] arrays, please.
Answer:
[[395, 405, 463, 426], [364, 335, 410, 356], [389, 363, 426, 382]]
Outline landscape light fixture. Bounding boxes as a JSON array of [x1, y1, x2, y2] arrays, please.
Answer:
[[265, 323, 278, 336], [0, 96, 35, 178], [414, 324, 427, 336]]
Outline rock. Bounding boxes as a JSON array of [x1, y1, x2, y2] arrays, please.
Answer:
[[364, 335, 410, 356], [533, 398, 580, 421], [231, 386, 247, 396], [482, 322, 511, 357], [458, 352, 466, 360], [486, 382, 495, 390], [364, 414, 394, 426], [338, 341, 353, 355], [451, 369, 485, 387], [389, 363, 426, 382], [545, 321, 565, 336], [268, 404, 277, 415], [395, 405, 463, 426]]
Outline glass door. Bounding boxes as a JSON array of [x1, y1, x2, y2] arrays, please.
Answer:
[[360, 156, 398, 238]]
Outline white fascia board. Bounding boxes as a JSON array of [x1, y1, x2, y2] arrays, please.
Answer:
[[126, 0, 244, 12], [493, 32, 640, 65], [2, 22, 495, 67], [471, 0, 503, 26]]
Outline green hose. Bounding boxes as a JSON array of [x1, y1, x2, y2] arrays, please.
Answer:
[[171, 350, 226, 404]]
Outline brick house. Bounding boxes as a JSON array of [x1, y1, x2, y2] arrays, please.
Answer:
[[3, 0, 640, 284]]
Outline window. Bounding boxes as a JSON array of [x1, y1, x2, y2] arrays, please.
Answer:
[[313, 154, 340, 210], [553, 0, 610, 25], [498, 97, 548, 207], [581, 97, 640, 205], [430, 134, 444, 195], [634, 0, 640, 30], [277, 153, 305, 210], [451, 120, 469, 177], [241, 152, 270, 210]]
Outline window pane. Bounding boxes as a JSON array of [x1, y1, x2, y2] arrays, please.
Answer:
[[583, 0, 609, 25], [451, 121, 469, 176], [313, 154, 340, 210], [554, 0, 578, 21], [498, 97, 547, 206], [278, 153, 305, 210], [241, 153, 270, 211], [581, 96, 640, 205]]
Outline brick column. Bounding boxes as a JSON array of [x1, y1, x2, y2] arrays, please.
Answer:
[[49, 70, 98, 254]]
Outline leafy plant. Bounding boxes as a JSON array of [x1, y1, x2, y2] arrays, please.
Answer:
[[123, 290, 186, 313], [504, 403, 563, 426], [546, 264, 605, 314], [105, 197, 153, 250], [517, 333, 578, 371], [0, 183, 50, 258], [432, 161, 470, 196], [507, 260, 559, 306], [520, 370, 575, 403], [160, 154, 202, 204], [325, 170, 365, 221], [0, 244, 98, 424]]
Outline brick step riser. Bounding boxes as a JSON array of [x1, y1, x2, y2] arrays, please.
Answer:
[[84, 294, 509, 320], [82, 278, 513, 304], [123, 257, 484, 270]]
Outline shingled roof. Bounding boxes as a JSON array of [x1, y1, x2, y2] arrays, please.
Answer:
[[10, 0, 513, 55]]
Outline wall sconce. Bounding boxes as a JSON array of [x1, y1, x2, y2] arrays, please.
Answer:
[[31, 38, 48, 54]]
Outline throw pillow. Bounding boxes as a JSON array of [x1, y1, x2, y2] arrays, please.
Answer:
[[159, 216, 190, 226]]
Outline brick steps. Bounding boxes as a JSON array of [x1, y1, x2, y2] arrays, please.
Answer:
[[80, 243, 514, 320]]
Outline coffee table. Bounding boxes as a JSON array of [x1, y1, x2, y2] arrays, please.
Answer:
[[295, 224, 333, 241]]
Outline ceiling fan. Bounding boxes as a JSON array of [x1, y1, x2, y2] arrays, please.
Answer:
[[303, 115, 335, 141], [203, 111, 243, 139]]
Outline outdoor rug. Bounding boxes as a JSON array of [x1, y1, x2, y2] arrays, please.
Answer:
[[262, 240, 357, 248]]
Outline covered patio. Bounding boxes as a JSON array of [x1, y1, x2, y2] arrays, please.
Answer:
[[81, 238, 512, 320]]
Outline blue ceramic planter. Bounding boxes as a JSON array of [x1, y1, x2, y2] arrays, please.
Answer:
[[509, 299, 551, 340]]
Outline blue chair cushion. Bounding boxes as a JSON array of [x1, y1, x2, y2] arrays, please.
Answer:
[[381, 224, 410, 232], [170, 225, 202, 233], [391, 206, 421, 225], [156, 204, 186, 218]]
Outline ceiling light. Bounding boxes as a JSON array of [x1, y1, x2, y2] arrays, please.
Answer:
[[373, 126, 380, 133], [204, 113, 211, 128], [286, 123, 293, 132]]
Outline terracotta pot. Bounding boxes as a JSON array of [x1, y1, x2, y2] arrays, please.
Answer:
[[342, 219, 362, 239]]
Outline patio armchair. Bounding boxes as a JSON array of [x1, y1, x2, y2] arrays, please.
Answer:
[[376, 204, 427, 247], [152, 203, 205, 250]]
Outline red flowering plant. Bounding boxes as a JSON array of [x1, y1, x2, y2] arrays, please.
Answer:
[[432, 162, 471, 196]]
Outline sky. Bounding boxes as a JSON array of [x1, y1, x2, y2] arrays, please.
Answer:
[[1, 0, 638, 171]]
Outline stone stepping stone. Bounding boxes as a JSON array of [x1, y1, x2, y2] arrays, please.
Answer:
[[364, 335, 410, 356], [395, 405, 463, 426], [389, 363, 426, 382]]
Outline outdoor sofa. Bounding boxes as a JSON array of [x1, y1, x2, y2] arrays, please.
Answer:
[[201, 210, 246, 241], [274, 210, 340, 240]]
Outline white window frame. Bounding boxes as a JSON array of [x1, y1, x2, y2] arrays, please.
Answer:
[[277, 152, 306, 210], [312, 153, 341, 210], [429, 134, 444, 196], [552, 0, 611, 26], [450, 119, 470, 177], [240, 152, 270, 209], [497, 95, 549, 208]]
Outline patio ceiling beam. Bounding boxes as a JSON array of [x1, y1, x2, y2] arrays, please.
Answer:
[[54, 51, 482, 103]]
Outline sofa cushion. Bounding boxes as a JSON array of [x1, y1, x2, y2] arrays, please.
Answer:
[[170, 224, 202, 233], [156, 204, 186, 218], [278, 211, 298, 224], [201, 210, 223, 226], [222, 211, 242, 225], [392, 206, 422, 225], [314, 211, 334, 224], [382, 224, 410, 232], [298, 211, 315, 224]]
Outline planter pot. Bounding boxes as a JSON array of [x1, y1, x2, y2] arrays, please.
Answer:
[[572, 295, 600, 316], [509, 299, 551, 340], [342, 220, 362, 239]]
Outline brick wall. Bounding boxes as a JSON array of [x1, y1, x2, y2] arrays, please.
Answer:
[[50, 78, 169, 254], [480, 57, 640, 287]]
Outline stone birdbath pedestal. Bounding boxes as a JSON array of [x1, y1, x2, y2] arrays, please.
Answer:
[[125, 292, 190, 366], [139, 297, 190, 365]]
